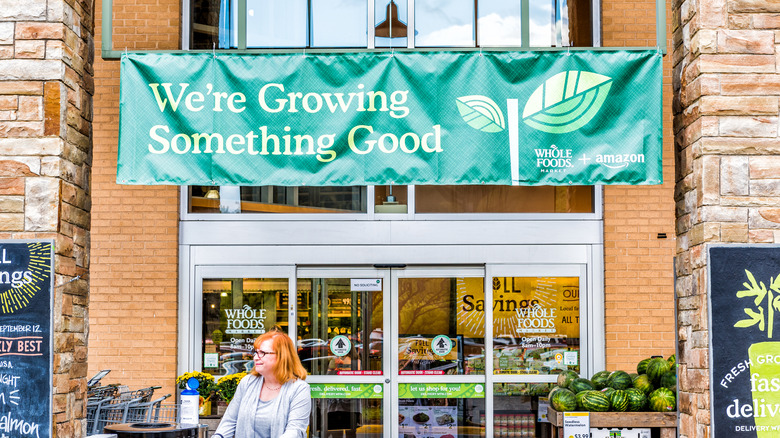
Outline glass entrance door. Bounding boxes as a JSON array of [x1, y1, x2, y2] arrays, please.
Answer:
[[392, 268, 487, 438], [194, 264, 586, 438], [296, 268, 391, 438]]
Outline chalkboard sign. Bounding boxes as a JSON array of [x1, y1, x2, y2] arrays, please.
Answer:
[[709, 245, 780, 438], [0, 241, 53, 438]]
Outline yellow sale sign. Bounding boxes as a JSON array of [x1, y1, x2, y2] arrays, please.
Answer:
[[456, 277, 579, 339]]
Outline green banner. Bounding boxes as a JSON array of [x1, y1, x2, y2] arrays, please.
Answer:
[[398, 383, 485, 399], [118, 51, 661, 186], [310, 383, 384, 399]]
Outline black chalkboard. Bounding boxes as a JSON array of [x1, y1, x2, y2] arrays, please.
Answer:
[[0, 241, 52, 438], [710, 245, 780, 438]]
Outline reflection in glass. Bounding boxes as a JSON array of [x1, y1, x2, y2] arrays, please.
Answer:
[[493, 383, 555, 437], [310, 398, 382, 438], [246, 0, 307, 47], [415, 0, 474, 47], [492, 277, 580, 375], [398, 278, 485, 375], [201, 278, 289, 377], [416, 185, 594, 213], [312, 0, 367, 47], [375, 0, 408, 47], [298, 278, 384, 376], [399, 396, 485, 437], [189, 185, 368, 213], [478, 0, 521, 46]]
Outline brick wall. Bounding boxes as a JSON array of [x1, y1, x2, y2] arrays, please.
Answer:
[[672, 0, 780, 436], [88, 0, 180, 397], [601, 0, 678, 372], [0, 0, 93, 435]]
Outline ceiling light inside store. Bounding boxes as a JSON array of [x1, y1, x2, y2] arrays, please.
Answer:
[[221, 292, 227, 297]]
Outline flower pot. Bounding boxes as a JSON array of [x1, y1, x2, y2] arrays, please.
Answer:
[[199, 397, 212, 416]]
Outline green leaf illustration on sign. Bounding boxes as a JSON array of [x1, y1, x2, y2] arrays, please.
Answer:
[[456, 95, 505, 133], [734, 269, 780, 338], [523, 71, 612, 134]]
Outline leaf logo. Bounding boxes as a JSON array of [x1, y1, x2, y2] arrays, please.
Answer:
[[456, 95, 506, 133], [523, 71, 612, 134]]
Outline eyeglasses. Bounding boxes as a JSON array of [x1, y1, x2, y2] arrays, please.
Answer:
[[253, 349, 276, 358]]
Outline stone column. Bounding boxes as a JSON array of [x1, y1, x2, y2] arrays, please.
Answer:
[[0, 0, 93, 435], [673, 0, 780, 436]]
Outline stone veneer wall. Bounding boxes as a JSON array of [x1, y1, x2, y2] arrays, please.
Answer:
[[673, 0, 780, 436], [0, 0, 93, 435]]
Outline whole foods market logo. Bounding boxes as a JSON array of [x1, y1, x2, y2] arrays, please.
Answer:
[[224, 305, 267, 334]]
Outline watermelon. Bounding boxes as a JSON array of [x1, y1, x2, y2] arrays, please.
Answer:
[[601, 387, 616, 398], [607, 370, 633, 390], [591, 370, 610, 390], [551, 388, 578, 412], [569, 378, 594, 394], [557, 370, 579, 389], [629, 372, 638, 381], [649, 387, 677, 412], [659, 371, 677, 392], [668, 354, 677, 369], [625, 388, 647, 411], [580, 390, 610, 412], [609, 389, 629, 412], [646, 358, 672, 385], [633, 374, 654, 394], [637, 358, 652, 375], [575, 391, 588, 410]]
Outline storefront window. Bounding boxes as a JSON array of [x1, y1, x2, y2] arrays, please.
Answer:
[[188, 185, 367, 213], [416, 185, 594, 214], [398, 383, 486, 437], [493, 383, 554, 437], [312, 0, 368, 47], [398, 277, 485, 376], [297, 278, 384, 375], [491, 277, 580, 375], [201, 278, 289, 377], [190, 0, 594, 50], [415, 0, 474, 47]]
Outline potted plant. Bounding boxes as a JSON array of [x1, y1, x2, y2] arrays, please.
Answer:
[[176, 371, 217, 416], [216, 371, 247, 414]]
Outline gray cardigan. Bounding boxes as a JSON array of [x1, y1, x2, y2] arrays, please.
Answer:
[[213, 374, 311, 438]]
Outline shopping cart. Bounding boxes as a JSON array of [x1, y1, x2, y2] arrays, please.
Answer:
[[125, 394, 173, 423], [91, 396, 144, 434]]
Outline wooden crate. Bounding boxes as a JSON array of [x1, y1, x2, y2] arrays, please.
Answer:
[[546, 408, 677, 438]]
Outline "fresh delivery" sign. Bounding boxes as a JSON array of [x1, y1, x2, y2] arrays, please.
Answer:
[[118, 50, 661, 186]]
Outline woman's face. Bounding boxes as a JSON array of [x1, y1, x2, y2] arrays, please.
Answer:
[[253, 339, 278, 377]]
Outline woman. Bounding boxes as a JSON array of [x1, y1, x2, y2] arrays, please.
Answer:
[[213, 330, 311, 438]]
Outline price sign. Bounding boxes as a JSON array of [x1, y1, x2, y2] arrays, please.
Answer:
[[562, 412, 589, 438]]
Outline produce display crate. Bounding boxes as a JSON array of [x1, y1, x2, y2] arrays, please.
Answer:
[[546, 408, 677, 438]]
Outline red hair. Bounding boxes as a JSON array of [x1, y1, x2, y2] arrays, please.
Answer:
[[251, 330, 307, 383]]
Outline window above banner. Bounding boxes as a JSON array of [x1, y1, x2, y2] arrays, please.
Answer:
[[189, 0, 594, 50]]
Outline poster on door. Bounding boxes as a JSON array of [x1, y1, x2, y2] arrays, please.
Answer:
[[709, 246, 780, 437]]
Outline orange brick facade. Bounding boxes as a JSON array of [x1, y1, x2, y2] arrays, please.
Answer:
[[87, 0, 677, 403], [89, 0, 180, 397], [602, 0, 678, 371]]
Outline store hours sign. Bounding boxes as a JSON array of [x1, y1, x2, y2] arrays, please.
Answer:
[[0, 241, 53, 438], [709, 246, 780, 437]]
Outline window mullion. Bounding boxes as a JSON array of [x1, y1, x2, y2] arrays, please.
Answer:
[[237, 0, 247, 49], [521, 0, 530, 48]]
